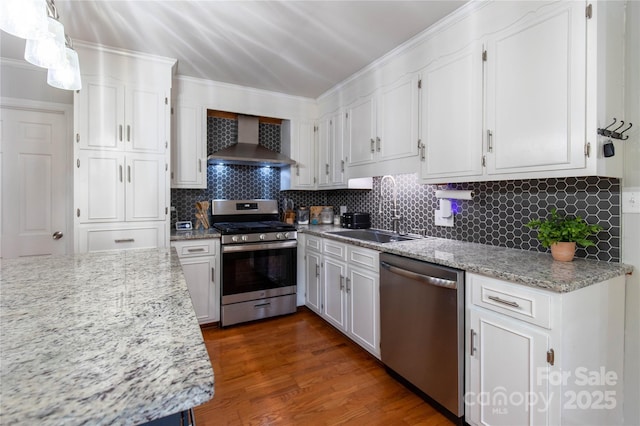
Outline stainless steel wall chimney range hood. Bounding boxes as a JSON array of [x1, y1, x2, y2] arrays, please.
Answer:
[[207, 115, 295, 167]]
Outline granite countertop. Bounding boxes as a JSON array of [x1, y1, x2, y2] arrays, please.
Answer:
[[0, 249, 214, 425], [298, 225, 633, 293], [171, 228, 221, 241]]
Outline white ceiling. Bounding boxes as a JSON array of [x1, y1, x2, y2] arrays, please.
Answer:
[[0, 1, 467, 99]]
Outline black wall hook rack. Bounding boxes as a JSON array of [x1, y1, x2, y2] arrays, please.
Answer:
[[598, 118, 633, 140]]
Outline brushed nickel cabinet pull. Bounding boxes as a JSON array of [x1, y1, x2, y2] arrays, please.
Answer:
[[488, 295, 519, 308], [187, 248, 205, 253], [119, 165, 123, 182], [487, 129, 493, 152], [114, 238, 135, 243], [296, 164, 300, 176], [340, 275, 345, 290], [119, 125, 123, 141], [370, 138, 375, 153], [470, 329, 477, 356], [346, 277, 351, 293], [127, 125, 131, 142], [376, 136, 381, 152], [127, 165, 131, 183]]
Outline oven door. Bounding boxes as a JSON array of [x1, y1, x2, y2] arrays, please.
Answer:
[[221, 240, 297, 305]]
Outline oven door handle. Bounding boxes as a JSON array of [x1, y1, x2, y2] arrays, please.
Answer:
[[222, 240, 297, 253]]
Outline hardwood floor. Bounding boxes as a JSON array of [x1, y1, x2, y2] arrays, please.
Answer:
[[194, 308, 454, 425]]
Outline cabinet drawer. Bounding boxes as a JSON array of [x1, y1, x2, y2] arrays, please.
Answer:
[[171, 240, 217, 258], [323, 239, 347, 260], [469, 273, 552, 329], [348, 246, 379, 272], [306, 235, 322, 252], [78, 223, 165, 253]]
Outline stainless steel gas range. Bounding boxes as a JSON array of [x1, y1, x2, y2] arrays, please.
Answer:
[[211, 199, 297, 327]]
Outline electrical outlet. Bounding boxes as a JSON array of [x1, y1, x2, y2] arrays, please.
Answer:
[[622, 189, 640, 214]]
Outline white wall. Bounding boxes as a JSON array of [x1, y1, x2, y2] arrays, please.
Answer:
[[0, 59, 73, 105], [622, 2, 640, 425]]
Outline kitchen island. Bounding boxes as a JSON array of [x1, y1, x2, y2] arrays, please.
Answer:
[[0, 248, 214, 425]]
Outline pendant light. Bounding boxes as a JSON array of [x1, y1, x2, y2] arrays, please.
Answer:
[[47, 36, 82, 90], [24, 0, 66, 69], [0, 0, 48, 40]]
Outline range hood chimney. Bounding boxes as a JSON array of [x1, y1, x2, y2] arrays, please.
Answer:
[[207, 114, 295, 167]]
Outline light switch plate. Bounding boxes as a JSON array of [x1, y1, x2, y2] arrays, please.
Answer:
[[622, 189, 640, 214], [435, 209, 454, 227]]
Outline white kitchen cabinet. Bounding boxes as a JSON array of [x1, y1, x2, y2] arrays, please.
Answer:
[[484, 1, 586, 176], [317, 110, 346, 189], [76, 76, 167, 154], [303, 235, 323, 314], [346, 73, 420, 178], [171, 102, 206, 189], [465, 272, 626, 426], [171, 239, 220, 324], [317, 238, 381, 358], [419, 43, 484, 182], [73, 47, 172, 253], [76, 150, 165, 223], [280, 119, 317, 190]]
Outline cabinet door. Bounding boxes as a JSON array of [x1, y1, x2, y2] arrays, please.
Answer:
[[125, 86, 167, 154], [377, 73, 420, 161], [323, 257, 347, 331], [125, 153, 166, 221], [305, 251, 322, 314], [485, 1, 586, 175], [75, 77, 125, 150], [420, 45, 483, 181], [330, 112, 346, 186], [76, 150, 125, 223], [317, 116, 331, 187], [346, 95, 376, 166], [347, 266, 379, 357], [179, 255, 216, 324], [290, 120, 316, 189], [171, 103, 205, 188], [467, 308, 550, 426]]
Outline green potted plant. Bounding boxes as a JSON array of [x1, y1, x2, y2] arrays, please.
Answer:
[[526, 208, 602, 261]]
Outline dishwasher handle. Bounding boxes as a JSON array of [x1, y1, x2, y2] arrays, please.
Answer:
[[381, 261, 458, 289]]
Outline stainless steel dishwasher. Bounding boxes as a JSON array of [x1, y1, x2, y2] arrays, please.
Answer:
[[380, 253, 464, 420]]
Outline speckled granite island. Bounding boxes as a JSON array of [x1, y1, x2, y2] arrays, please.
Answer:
[[0, 248, 214, 426], [298, 225, 633, 292]]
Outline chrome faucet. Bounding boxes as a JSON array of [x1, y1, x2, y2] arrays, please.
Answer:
[[379, 175, 402, 234]]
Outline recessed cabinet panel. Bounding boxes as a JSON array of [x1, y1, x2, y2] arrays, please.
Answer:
[[172, 103, 205, 188], [486, 2, 586, 174], [77, 151, 125, 222], [323, 257, 347, 330], [420, 45, 483, 181], [348, 266, 379, 355], [81, 80, 124, 150], [125, 154, 165, 221], [127, 87, 165, 153], [305, 251, 322, 314], [347, 95, 376, 166], [377, 73, 419, 161]]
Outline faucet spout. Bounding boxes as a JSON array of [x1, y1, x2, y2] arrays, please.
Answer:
[[379, 175, 402, 234]]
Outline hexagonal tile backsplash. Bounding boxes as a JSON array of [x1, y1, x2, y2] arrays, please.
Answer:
[[172, 117, 620, 262]]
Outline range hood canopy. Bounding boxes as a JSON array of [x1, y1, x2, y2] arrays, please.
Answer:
[[207, 114, 295, 167]]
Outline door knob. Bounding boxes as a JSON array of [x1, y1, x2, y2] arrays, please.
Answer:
[[52, 231, 63, 240]]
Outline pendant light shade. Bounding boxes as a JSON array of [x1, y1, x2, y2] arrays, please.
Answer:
[[24, 16, 66, 69], [47, 47, 82, 90], [0, 0, 48, 40]]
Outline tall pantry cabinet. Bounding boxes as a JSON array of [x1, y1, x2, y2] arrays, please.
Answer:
[[73, 45, 176, 253]]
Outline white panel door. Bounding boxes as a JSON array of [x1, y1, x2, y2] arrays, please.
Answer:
[[485, 1, 586, 174], [290, 120, 316, 189], [317, 116, 331, 187], [1, 107, 68, 258], [347, 266, 379, 356], [179, 255, 216, 323], [420, 45, 483, 181], [125, 153, 166, 221], [305, 251, 322, 314], [171, 103, 205, 188], [347, 95, 376, 166], [377, 73, 420, 161], [330, 112, 345, 185], [468, 308, 550, 426], [76, 77, 124, 150], [126, 86, 166, 153], [323, 257, 347, 331], [76, 150, 125, 223]]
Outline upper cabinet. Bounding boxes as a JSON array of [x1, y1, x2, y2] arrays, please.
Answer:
[[484, 1, 587, 176], [345, 73, 420, 178], [171, 101, 206, 189], [419, 43, 484, 181], [280, 119, 316, 190], [76, 76, 167, 154], [317, 109, 346, 188]]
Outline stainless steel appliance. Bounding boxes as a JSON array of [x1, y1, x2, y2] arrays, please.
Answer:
[[212, 200, 297, 326], [379, 253, 464, 420]]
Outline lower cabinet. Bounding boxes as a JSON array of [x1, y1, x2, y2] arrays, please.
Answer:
[[302, 234, 380, 358], [77, 222, 166, 252], [465, 272, 626, 426], [171, 239, 220, 324]]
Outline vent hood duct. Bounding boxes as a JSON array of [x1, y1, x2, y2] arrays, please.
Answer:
[[207, 115, 295, 167]]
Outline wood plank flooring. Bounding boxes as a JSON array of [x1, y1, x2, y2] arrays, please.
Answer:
[[194, 308, 453, 425]]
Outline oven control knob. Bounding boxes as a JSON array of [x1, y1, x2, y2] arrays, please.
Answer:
[[259, 234, 266, 241], [231, 235, 240, 243], [275, 233, 283, 240], [283, 232, 290, 239], [241, 235, 249, 242]]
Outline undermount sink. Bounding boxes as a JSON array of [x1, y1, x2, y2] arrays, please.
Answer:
[[328, 229, 419, 243]]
